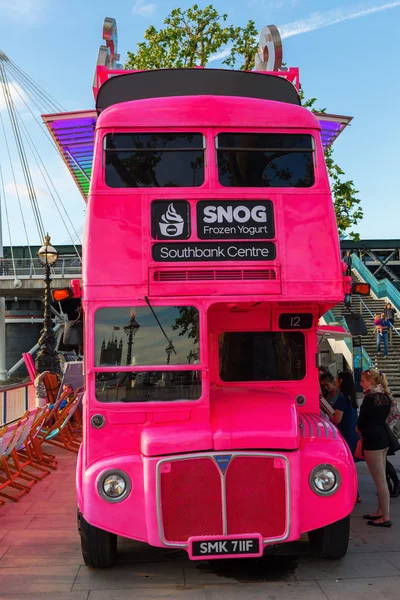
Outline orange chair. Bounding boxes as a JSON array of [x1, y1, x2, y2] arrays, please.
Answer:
[[14, 408, 52, 481], [43, 372, 61, 405], [0, 416, 35, 502], [39, 398, 81, 454], [26, 406, 58, 470]]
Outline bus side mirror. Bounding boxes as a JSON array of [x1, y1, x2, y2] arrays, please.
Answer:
[[351, 282, 370, 296]]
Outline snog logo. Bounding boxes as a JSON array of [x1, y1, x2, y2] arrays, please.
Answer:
[[151, 200, 190, 240], [197, 200, 274, 240], [159, 204, 185, 237]]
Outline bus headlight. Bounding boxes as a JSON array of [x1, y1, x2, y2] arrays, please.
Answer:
[[309, 465, 340, 496], [98, 470, 131, 502]]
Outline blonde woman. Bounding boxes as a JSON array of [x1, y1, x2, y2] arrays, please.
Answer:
[[358, 369, 393, 527]]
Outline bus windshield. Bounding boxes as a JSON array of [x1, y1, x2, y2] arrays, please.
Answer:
[[95, 306, 200, 366]]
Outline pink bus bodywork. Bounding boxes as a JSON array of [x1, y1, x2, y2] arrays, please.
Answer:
[[76, 71, 356, 565]]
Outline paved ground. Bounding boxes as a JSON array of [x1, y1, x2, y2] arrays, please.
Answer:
[[1, 447, 400, 600]]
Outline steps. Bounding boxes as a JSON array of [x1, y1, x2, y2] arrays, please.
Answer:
[[330, 272, 400, 399]]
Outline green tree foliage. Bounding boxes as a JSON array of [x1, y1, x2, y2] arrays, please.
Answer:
[[172, 307, 199, 344], [126, 3, 363, 239], [125, 4, 258, 71], [300, 92, 363, 240]]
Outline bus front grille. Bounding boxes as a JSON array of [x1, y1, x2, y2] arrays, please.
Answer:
[[158, 453, 288, 545]]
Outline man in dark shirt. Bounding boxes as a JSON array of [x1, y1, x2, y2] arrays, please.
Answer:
[[384, 303, 397, 346], [343, 251, 352, 276]]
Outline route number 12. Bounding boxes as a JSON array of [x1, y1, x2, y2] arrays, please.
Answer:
[[278, 313, 313, 330]]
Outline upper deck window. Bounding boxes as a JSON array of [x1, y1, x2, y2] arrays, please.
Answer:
[[219, 331, 305, 381], [217, 133, 315, 188], [104, 133, 205, 188]]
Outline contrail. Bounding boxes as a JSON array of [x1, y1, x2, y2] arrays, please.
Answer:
[[279, 1, 400, 39], [209, 1, 400, 63]]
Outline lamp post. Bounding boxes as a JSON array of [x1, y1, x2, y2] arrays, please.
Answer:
[[35, 234, 60, 374], [165, 342, 175, 365], [123, 311, 140, 366]]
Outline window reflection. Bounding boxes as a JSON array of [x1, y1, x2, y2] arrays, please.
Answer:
[[95, 306, 200, 367], [219, 332, 305, 381], [105, 133, 205, 188], [95, 371, 202, 403], [217, 133, 315, 188]]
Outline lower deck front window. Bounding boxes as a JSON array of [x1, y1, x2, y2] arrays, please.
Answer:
[[95, 371, 201, 403], [219, 331, 306, 381]]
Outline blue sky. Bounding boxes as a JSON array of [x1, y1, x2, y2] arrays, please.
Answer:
[[0, 0, 399, 247]]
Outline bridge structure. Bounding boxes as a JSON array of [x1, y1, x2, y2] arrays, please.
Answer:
[[341, 239, 400, 287]]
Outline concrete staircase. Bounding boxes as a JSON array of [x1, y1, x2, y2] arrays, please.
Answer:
[[330, 272, 400, 400]]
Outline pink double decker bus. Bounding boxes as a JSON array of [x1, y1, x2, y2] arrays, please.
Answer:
[[75, 66, 357, 568]]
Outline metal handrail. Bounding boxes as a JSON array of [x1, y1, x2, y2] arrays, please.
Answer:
[[0, 257, 82, 278]]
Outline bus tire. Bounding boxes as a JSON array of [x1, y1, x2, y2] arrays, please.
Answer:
[[78, 511, 118, 568], [308, 515, 350, 559]]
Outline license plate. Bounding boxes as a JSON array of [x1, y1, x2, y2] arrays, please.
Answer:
[[189, 535, 262, 560]]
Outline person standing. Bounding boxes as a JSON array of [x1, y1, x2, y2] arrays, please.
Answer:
[[332, 371, 361, 502], [320, 373, 339, 406], [376, 313, 390, 357], [343, 251, 352, 276], [384, 303, 397, 346], [358, 369, 393, 527], [332, 371, 360, 458]]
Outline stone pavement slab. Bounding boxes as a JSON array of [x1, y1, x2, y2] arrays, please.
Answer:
[[0, 543, 83, 568], [382, 552, 400, 569], [26, 515, 77, 530], [293, 552, 400, 581], [24, 502, 78, 516], [0, 594, 88, 600], [184, 555, 297, 585], [0, 515, 34, 530], [89, 589, 207, 600], [347, 532, 392, 554], [0, 565, 80, 594], [73, 562, 185, 591], [204, 581, 327, 600], [0, 526, 79, 546], [317, 576, 400, 600]]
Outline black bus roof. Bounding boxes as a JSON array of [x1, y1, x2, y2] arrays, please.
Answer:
[[96, 68, 301, 112]]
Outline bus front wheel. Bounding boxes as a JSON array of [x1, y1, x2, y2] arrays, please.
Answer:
[[78, 511, 118, 568], [308, 515, 350, 559]]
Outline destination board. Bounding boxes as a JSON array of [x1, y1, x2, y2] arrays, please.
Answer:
[[152, 242, 276, 262]]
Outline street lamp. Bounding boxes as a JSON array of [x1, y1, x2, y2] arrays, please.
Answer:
[[123, 310, 140, 366], [165, 342, 175, 365], [35, 234, 61, 374]]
